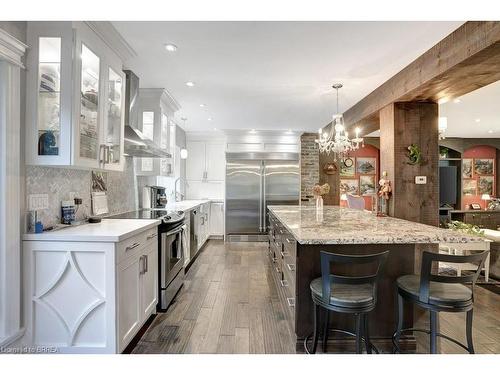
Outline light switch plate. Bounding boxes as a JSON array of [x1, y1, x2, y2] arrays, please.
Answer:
[[415, 176, 427, 184], [28, 194, 49, 210]]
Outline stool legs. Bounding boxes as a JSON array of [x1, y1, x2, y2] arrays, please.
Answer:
[[430, 311, 438, 354], [394, 293, 404, 353], [311, 302, 320, 353], [466, 309, 474, 354], [322, 309, 330, 353], [355, 313, 362, 354], [363, 314, 372, 354]]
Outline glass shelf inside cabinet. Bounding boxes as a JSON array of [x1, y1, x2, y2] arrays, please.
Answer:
[[37, 37, 61, 156], [79, 44, 100, 160], [106, 68, 122, 164]]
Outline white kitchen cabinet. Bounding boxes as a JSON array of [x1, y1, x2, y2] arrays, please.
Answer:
[[186, 141, 225, 182], [25, 21, 126, 171], [117, 252, 141, 350], [135, 89, 179, 176], [140, 241, 158, 319], [210, 202, 224, 237], [23, 222, 159, 353], [186, 141, 207, 181]]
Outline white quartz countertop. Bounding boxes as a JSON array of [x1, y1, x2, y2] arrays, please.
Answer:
[[23, 219, 160, 243], [268, 205, 486, 245], [165, 199, 214, 212]]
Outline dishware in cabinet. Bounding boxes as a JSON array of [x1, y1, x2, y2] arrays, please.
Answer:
[[25, 22, 126, 171]]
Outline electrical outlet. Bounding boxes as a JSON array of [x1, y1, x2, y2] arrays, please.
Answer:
[[415, 176, 427, 184], [28, 194, 49, 210]]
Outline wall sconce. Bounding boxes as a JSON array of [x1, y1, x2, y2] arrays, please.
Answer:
[[180, 148, 188, 159]]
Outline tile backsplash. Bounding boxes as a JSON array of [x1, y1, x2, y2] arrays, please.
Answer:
[[26, 158, 137, 228]]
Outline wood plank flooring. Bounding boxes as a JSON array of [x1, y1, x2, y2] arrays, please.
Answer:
[[132, 240, 296, 354], [131, 240, 500, 354]]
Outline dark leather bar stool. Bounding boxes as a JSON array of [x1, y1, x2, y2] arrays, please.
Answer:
[[393, 250, 489, 354], [304, 250, 389, 354]]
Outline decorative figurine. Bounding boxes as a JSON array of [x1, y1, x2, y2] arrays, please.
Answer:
[[377, 171, 392, 216]]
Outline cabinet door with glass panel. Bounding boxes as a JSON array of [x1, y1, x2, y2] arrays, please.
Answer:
[[25, 22, 125, 171]]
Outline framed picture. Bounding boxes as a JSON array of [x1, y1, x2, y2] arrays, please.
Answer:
[[462, 158, 473, 178], [478, 176, 494, 195], [462, 179, 477, 196], [359, 175, 376, 196], [340, 179, 359, 195], [356, 157, 377, 175], [340, 158, 355, 177], [474, 159, 494, 175]]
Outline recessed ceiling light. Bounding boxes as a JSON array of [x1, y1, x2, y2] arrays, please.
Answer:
[[488, 130, 494, 134], [475, 118, 481, 123], [208, 117, 212, 121], [164, 43, 178, 52], [453, 98, 461, 103], [185, 81, 195, 87], [249, 129, 257, 134], [438, 98, 449, 104], [286, 129, 293, 134], [200, 104, 206, 108], [213, 128, 217, 131]]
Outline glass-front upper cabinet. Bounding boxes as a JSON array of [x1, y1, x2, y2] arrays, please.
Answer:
[[26, 22, 126, 171]]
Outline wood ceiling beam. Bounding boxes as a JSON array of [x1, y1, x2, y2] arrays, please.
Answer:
[[323, 21, 500, 135]]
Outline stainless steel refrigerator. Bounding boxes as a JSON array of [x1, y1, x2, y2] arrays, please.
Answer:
[[225, 152, 300, 242]]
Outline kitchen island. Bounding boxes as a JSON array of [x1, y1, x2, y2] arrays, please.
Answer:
[[267, 205, 487, 352]]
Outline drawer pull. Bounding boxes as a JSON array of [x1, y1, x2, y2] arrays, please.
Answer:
[[287, 263, 296, 272], [280, 279, 288, 287], [287, 297, 295, 307], [285, 238, 293, 244], [275, 266, 280, 273], [126, 242, 140, 251], [147, 233, 157, 240], [281, 250, 289, 257]]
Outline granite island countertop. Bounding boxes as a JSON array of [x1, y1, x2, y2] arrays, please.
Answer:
[[268, 205, 486, 245]]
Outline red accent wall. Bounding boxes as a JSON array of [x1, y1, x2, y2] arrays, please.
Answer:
[[339, 144, 380, 210], [462, 145, 497, 209]]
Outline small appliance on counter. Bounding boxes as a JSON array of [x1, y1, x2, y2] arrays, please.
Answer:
[[142, 185, 168, 209]]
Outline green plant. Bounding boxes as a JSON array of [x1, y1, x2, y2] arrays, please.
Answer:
[[407, 144, 423, 165], [447, 220, 485, 237]]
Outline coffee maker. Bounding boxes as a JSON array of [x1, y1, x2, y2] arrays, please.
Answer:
[[142, 186, 168, 209]]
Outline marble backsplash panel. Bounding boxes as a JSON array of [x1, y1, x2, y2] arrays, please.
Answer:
[[26, 158, 137, 228]]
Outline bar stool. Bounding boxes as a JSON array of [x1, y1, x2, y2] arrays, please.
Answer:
[[393, 250, 489, 354], [304, 250, 389, 354]]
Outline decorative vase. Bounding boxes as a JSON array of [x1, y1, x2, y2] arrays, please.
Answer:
[[315, 196, 324, 210]]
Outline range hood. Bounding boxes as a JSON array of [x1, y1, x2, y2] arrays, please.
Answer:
[[123, 70, 171, 158]]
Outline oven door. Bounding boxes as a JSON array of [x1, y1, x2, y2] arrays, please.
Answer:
[[160, 224, 186, 288]]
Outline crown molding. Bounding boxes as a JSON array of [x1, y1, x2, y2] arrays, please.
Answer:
[[85, 21, 137, 62], [0, 28, 27, 68]]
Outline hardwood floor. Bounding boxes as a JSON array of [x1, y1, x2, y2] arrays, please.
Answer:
[[131, 239, 500, 354], [132, 240, 296, 354]]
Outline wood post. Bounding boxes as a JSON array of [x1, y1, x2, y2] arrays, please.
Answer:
[[379, 102, 439, 226]]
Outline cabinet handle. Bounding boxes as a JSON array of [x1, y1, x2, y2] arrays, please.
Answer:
[[106, 145, 111, 164], [287, 263, 296, 272], [147, 233, 157, 240], [126, 242, 140, 251], [285, 238, 292, 244], [144, 254, 148, 273], [280, 279, 288, 287], [286, 298, 295, 307], [139, 255, 145, 274], [281, 250, 288, 257]]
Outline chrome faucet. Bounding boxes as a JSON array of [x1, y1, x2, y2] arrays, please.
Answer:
[[174, 177, 187, 202]]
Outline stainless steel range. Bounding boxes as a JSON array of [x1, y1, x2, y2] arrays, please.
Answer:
[[107, 209, 186, 311]]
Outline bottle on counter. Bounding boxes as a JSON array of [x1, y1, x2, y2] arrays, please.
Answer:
[[61, 200, 76, 225]]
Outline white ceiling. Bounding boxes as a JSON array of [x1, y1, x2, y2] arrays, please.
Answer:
[[113, 21, 463, 133], [440, 79, 500, 138]]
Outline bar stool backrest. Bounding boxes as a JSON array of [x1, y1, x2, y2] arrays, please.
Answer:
[[320, 251, 389, 305], [418, 250, 489, 304], [346, 194, 365, 210]]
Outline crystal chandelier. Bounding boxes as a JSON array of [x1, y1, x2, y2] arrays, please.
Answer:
[[316, 84, 364, 160]]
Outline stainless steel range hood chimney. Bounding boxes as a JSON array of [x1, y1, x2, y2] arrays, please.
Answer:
[[123, 70, 171, 158]]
